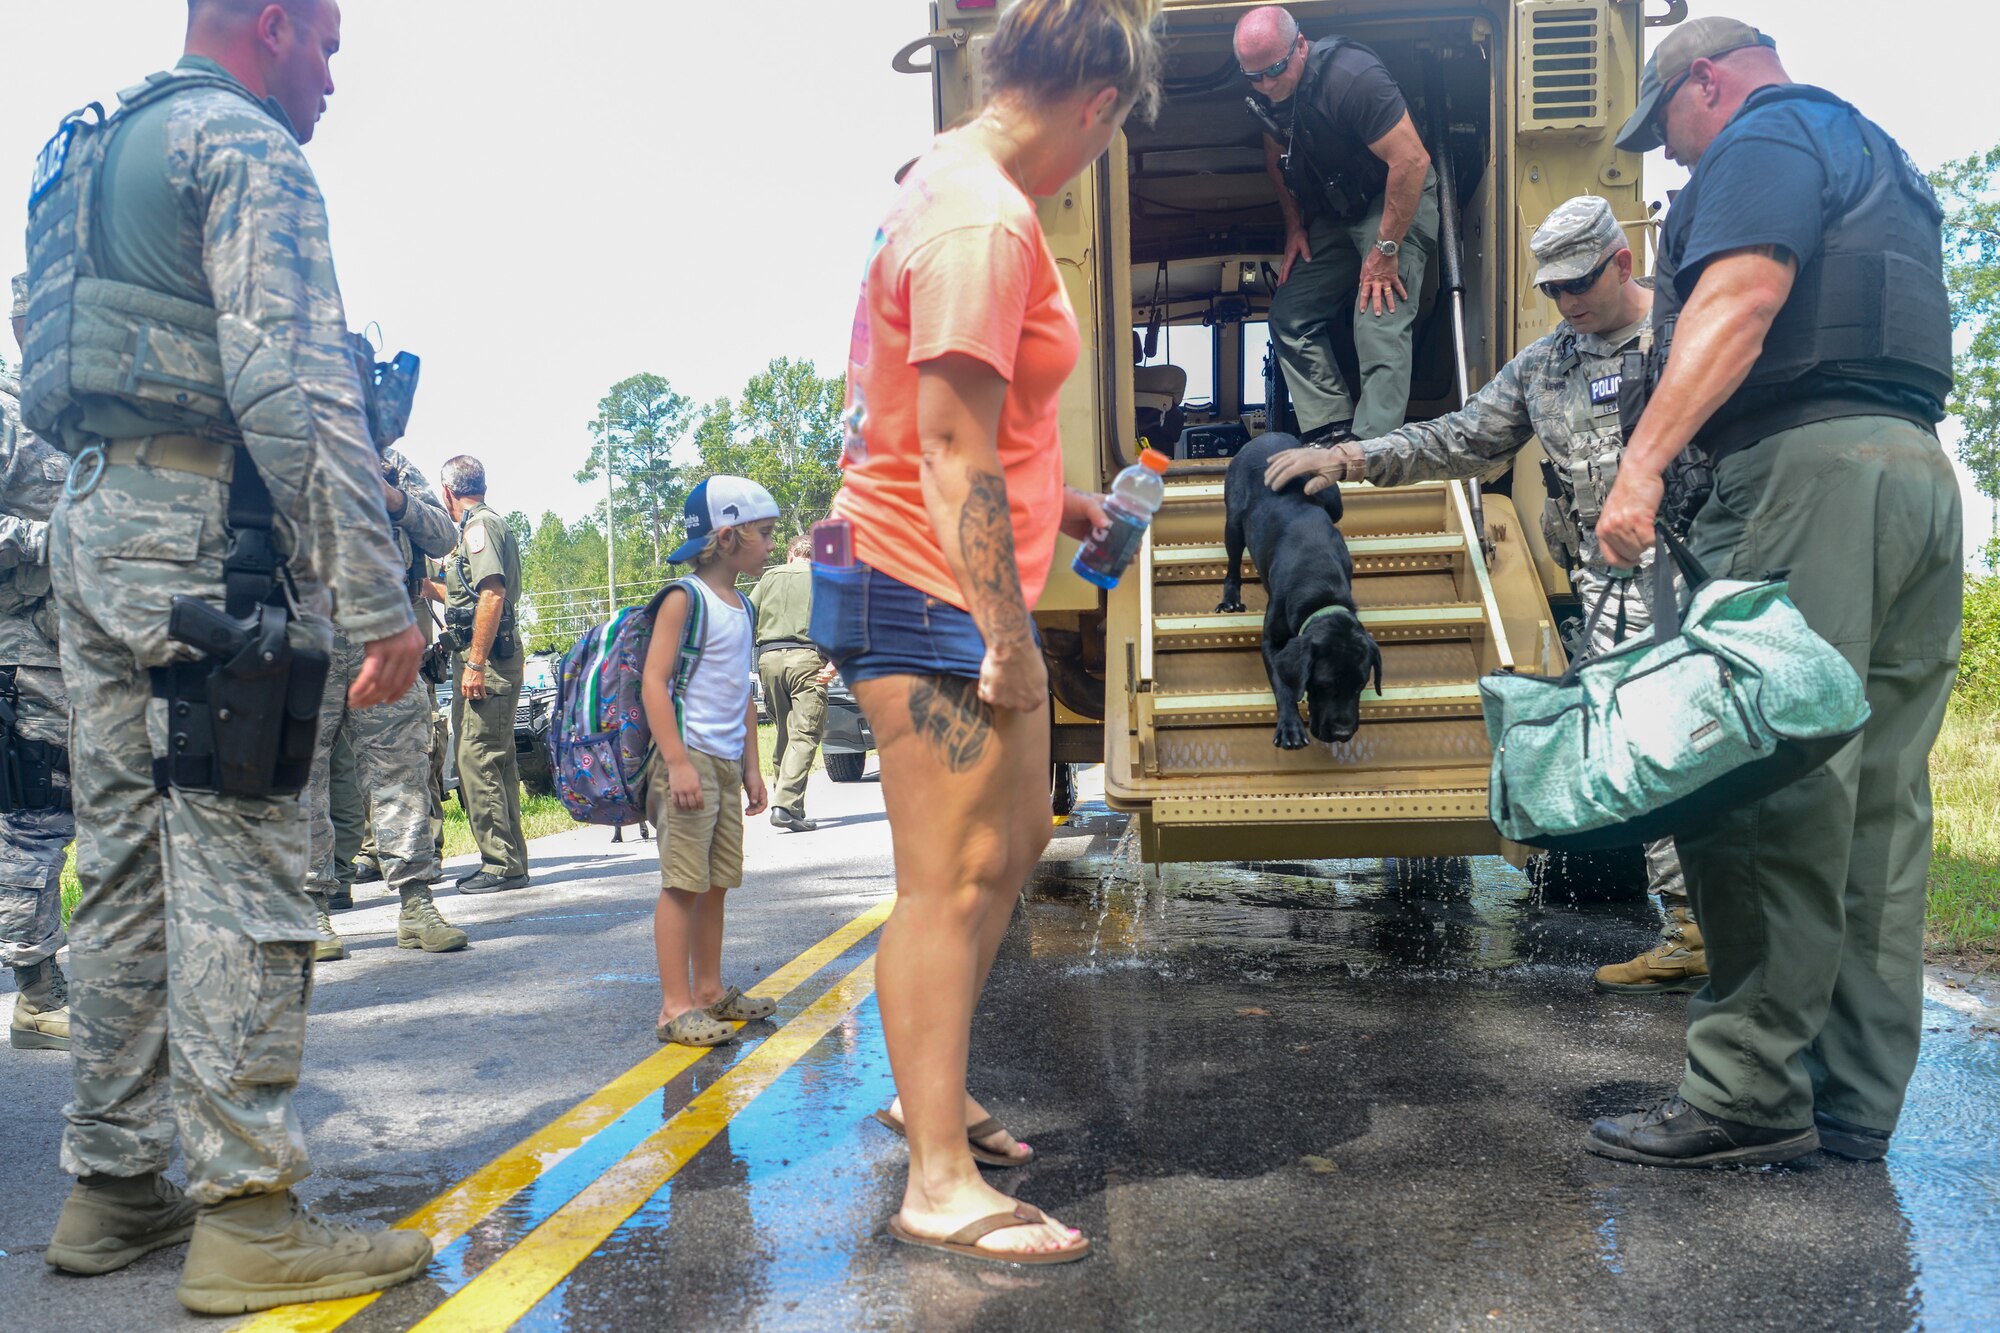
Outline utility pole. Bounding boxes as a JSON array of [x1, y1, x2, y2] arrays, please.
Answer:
[[604, 431, 618, 615]]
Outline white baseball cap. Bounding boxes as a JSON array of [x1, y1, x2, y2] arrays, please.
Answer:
[[669, 475, 780, 563]]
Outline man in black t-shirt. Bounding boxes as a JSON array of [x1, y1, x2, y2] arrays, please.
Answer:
[[1236, 6, 1439, 442], [1588, 17, 1960, 1172]]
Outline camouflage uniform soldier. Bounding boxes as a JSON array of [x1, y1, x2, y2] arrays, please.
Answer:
[[25, 2, 430, 1312], [439, 456, 531, 893], [1265, 196, 1705, 993], [304, 447, 463, 959], [2, 273, 76, 1052]]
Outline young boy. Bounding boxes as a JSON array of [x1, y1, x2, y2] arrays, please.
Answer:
[[642, 477, 780, 1046]]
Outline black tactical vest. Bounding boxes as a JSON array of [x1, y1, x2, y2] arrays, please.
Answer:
[[1654, 85, 1952, 458], [1273, 37, 1393, 223]]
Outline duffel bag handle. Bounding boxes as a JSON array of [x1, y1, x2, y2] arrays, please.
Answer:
[[1559, 528, 1712, 685]]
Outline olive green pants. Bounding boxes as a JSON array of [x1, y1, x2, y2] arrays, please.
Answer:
[[328, 729, 366, 888], [1678, 415, 1961, 1132], [1269, 169, 1440, 440], [451, 659, 529, 878], [759, 647, 827, 818]]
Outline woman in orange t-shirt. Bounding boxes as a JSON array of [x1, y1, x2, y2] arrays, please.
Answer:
[[811, 0, 1162, 1266]]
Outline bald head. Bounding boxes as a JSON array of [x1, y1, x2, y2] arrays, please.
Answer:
[[184, 0, 342, 143], [1235, 6, 1306, 100]]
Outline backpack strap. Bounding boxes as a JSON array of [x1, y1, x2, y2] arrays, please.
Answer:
[[666, 576, 707, 739]]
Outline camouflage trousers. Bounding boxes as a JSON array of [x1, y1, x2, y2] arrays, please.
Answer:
[[306, 632, 438, 906], [51, 462, 319, 1203], [0, 663, 74, 969], [1575, 566, 1687, 905]]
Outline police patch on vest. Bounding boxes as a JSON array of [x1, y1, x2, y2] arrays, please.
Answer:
[[28, 123, 77, 209], [1590, 374, 1621, 405]]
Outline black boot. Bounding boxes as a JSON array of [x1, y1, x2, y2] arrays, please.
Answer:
[[1585, 1094, 1817, 1168], [1815, 1110, 1891, 1161]]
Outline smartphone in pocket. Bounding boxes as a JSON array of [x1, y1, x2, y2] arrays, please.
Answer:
[[812, 516, 854, 568]]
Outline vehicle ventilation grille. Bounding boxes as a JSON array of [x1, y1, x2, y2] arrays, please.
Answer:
[[1518, 0, 1610, 133]]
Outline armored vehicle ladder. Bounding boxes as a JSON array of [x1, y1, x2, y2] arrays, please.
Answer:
[[1102, 478, 1563, 862]]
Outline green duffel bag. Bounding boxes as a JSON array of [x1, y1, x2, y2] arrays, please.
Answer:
[[1480, 530, 1869, 851]]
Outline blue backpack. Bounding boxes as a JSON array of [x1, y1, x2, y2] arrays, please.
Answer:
[[548, 577, 754, 825]]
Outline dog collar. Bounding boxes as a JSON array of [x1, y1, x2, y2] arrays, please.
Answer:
[[1299, 606, 1354, 634]]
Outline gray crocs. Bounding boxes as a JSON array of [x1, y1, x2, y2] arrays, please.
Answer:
[[705, 987, 777, 1023], [658, 1010, 736, 1047]]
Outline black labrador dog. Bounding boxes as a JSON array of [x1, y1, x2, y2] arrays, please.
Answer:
[[1217, 433, 1383, 749]]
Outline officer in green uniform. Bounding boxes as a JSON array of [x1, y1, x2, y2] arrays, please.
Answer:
[[22, 0, 431, 1310], [750, 535, 835, 831], [1590, 19, 1960, 1168], [440, 455, 530, 892]]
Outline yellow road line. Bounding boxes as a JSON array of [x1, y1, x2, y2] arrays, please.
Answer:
[[410, 954, 880, 1333], [235, 899, 892, 1333]]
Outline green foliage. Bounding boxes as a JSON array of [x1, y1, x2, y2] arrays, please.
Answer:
[[578, 372, 697, 576], [1955, 575, 2000, 712], [1934, 146, 2000, 522], [1929, 698, 2000, 960], [689, 357, 847, 550]]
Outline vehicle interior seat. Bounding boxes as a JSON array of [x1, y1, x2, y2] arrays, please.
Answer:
[[1132, 331, 1189, 451]]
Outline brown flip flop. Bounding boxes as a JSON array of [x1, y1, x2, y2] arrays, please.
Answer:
[[871, 1108, 1035, 1168], [886, 1203, 1091, 1266]]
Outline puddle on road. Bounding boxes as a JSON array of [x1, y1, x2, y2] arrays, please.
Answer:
[[1024, 800, 2000, 1331], [1890, 991, 2000, 1328], [1027, 803, 1658, 984]]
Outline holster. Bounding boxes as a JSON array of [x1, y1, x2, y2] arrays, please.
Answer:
[[0, 677, 72, 814], [150, 448, 329, 798]]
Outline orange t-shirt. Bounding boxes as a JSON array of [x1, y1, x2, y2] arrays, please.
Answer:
[[831, 134, 1079, 611]]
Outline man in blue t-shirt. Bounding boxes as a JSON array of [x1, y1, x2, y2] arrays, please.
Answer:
[[1235, 6, 1439, 443], [1587, 17, 1961, 1170]]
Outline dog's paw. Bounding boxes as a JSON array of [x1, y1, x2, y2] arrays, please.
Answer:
[[1273, 714, 1311, 750], [1215, 597, 1247, 614]]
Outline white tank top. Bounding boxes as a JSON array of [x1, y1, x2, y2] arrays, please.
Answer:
[[678, 577, 754, 762]]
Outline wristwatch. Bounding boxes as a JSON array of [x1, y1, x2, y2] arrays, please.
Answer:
[[467, 661, 487, 673], [1373, 238, 1400, 258]]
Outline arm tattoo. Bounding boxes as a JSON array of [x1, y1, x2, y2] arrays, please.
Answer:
[[908, 675, 993, 772], [957, 471, 1035, 656]]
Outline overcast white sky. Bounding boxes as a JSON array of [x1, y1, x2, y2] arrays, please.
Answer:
[[1, 0, 1992, 549]]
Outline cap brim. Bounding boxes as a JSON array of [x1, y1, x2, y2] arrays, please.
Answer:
[[1615, 96, 1663, 153], [1532, 255, 1600, 286], [667, 535, 709, 564]]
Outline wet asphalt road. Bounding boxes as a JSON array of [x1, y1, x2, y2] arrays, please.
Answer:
[[1, 768, 1996, 1332]]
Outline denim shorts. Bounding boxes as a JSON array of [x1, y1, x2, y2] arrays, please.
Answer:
[[809, 562, 988, 684]]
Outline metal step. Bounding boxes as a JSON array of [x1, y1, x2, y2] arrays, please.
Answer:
[[1160, 478, 1445, 506], [1149, 681, 1485, 727], [1151, 532, 1467, 581], [1152, 603, 1487, 649]]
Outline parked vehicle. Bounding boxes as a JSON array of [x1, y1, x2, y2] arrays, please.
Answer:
[[822, 678, 874, 784], [435, 653, 560, 799]]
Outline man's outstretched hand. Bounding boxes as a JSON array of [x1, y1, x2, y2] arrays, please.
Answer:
[[352, 623, 425, 707]]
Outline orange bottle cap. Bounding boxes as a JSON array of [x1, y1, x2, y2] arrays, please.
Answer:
[[1139, 448, 1170, 473]]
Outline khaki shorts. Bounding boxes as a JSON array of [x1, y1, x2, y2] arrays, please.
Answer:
[[645, 746, 745, 892]]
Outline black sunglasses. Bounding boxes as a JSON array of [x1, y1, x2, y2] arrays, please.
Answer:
[[1648, 69, 1693, 143], [1538, 255, 1614, 300], [1242, 48, 1294, 83]]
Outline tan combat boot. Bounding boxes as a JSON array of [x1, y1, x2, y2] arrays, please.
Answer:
[[314, 907, 348, 963], [10, 957, 70, 1051], [175, 1189, 432, 1315], [45, 1172, 200, 1275], [1594, 903, 1707, 994], [396, 894, 468, 953]]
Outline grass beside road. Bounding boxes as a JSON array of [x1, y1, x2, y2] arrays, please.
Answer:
[[1928, 701, 2000, 965]]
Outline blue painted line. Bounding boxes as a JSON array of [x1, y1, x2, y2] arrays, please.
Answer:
[[513, 995, 898, 1328]]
